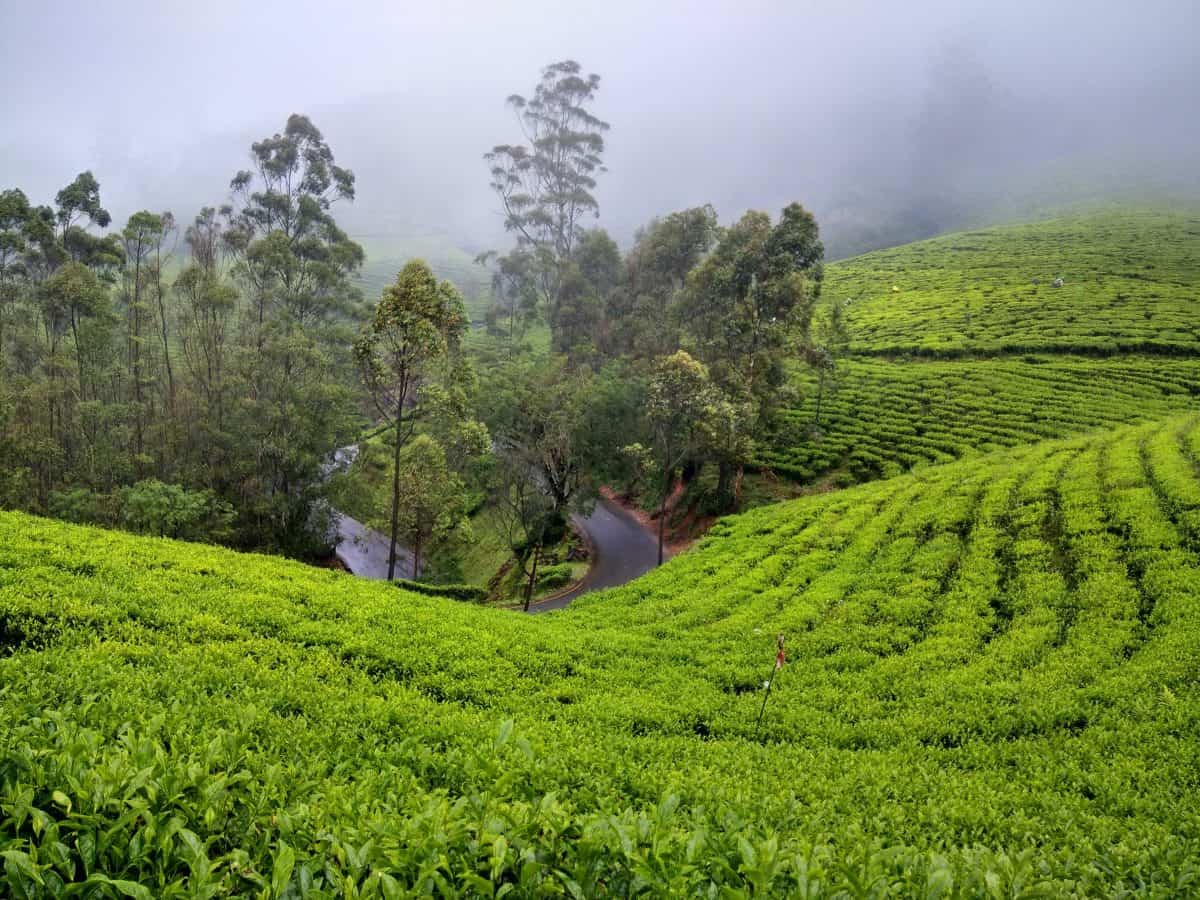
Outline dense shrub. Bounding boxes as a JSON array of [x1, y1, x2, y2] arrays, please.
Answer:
[[392, 578, 488, 602], [534, 563, 575, 591], [828, 210, 1200, 356], [760, 210, 1200, 492], [762, 356, 1200, 485]]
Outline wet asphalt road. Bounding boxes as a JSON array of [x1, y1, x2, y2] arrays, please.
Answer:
[[334, 511, 416, 580], [528, 497, 662, 613], [333, 494, 661, 611]]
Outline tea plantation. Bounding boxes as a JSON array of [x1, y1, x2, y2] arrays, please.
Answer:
[[760, 209, 1200, 485], [4, 209, 1200, 896], [762, 355, 1200, 481], [3, 413, 1200, 895], [828, 208, 1200, 356]]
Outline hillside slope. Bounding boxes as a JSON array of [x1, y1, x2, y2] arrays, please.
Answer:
[[829, 208, 1200, 356], [763, 354, 1200, 481], [3, 414, 1199, 894], [760, 209, 1200, 484]]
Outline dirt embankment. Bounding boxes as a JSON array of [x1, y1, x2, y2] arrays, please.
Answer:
[[599, 483, 705, 557]]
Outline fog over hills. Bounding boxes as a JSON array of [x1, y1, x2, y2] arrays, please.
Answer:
[[3, 0, 1197, 259]]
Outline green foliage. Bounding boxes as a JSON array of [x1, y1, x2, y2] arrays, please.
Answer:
[[353, 262, 479, 579], [828, 209, 1200, 356], [47, 487, 114, 526], [47, 480, 235, 543], [392, 578, 487, 602], [665, 202, 825, 507], [392, 434, 472, 579], [3, 414, 1200, 893], [485, 60, 608, 258], [534, 562, 574, 590], [53, 171, 111, 234], [606, 205, 719, 358], [763, 355, 1200, 483], [483, 356, 597, 516], [681, 203, 824, 394], [42, 261, 109, 331], [760, 210, 1200, 492], [643, 351, 720, 488], [2, 139, 368, 557], [215, 115, 363, 553], [484, 60, 610, 352], [117, 480, 234, 541], [354, 260, 467, 420], [552, 227, 621, 361]]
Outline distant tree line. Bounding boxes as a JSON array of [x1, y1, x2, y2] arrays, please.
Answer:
[[0, 59, 847, 580], [0, 115, 369, 555]]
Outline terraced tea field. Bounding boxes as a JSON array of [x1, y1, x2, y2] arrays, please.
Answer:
[[761, 209, 1200, 487], [828, 209, 1200, 356], [761, 355, 1200, 481], [3, 414, 1199, 894], [4, 208, 1200, 896]]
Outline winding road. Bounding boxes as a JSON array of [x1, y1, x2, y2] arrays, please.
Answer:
[[528, 498, 662, 612], [329, 445, 661, 608]]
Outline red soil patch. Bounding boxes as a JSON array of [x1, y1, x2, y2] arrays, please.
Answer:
[[600, 483, 698, 556]]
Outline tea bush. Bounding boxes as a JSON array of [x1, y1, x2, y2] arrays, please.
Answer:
[[762, 209, 1200, 488], [827, 209, 1200, 356], [3, 413, 1200, 895], [762, 355, 1200, 482]]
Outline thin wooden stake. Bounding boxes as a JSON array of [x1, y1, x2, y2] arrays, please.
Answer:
[[755, 632, 786, 737]]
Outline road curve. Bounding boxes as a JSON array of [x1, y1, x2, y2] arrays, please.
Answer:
[[528, 497, 662, 613], [328, 445, 662, 609], [335, 495, 661, 610]]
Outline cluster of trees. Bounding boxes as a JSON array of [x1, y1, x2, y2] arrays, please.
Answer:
[[0, 115, 369, 556], [1, 58, 847, 588], [354, 260, 488, 580], [479, 61, 846, 566]]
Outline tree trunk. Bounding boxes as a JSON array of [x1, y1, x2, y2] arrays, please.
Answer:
[[0, 267, 9, 349], [814, 367, 827, 427], [716, 460, 733, 508], [158, 285, 175, 415], [523, 543, 541, 612], [46, 329, 57, 443], [0, 274, 7, 365], [131, 254, 144, 468], [387, 392, 404, 581], [70, 313, 85, 403]]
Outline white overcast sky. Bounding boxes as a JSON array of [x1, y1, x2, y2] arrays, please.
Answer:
[[2, 0, 1197, 248]]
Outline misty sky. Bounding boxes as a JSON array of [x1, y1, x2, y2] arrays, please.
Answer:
[[2, 0, 1198, 256]]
